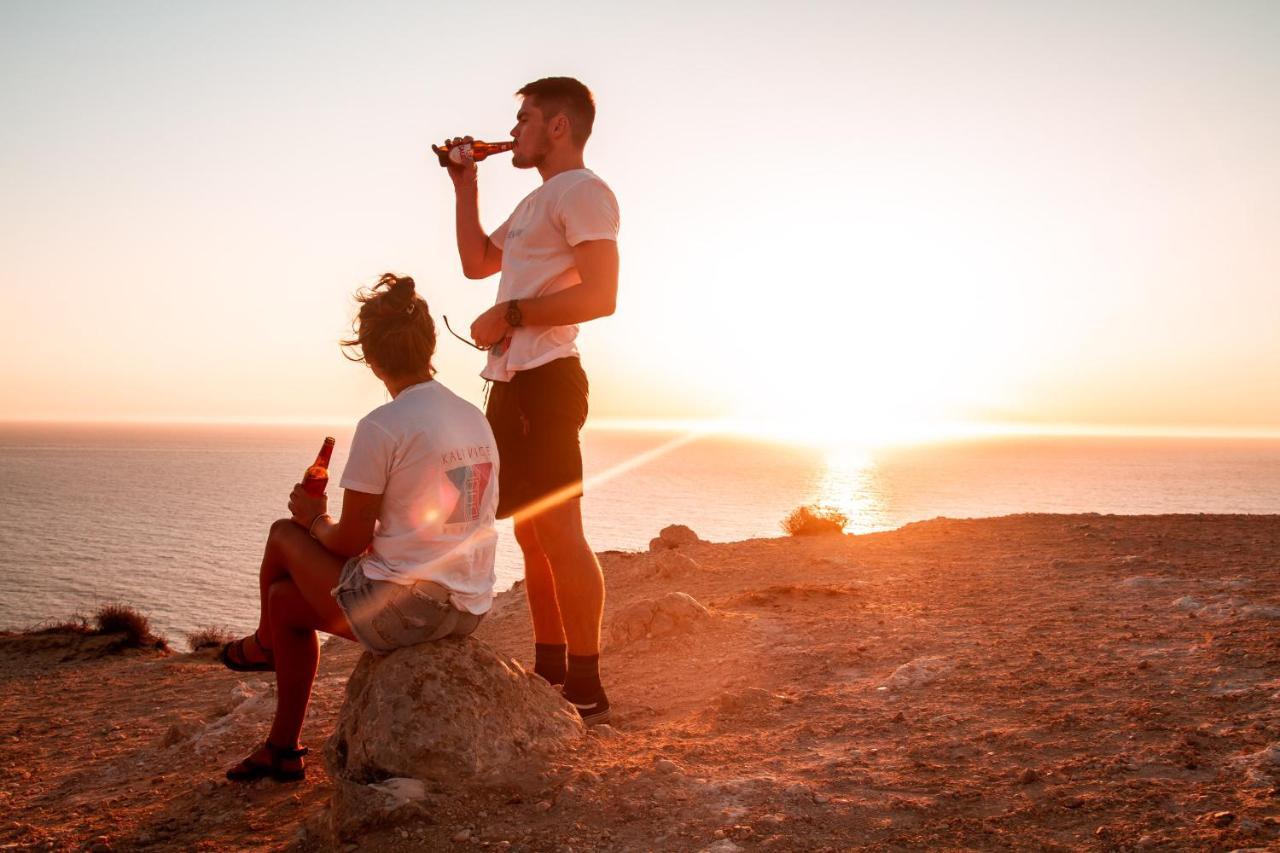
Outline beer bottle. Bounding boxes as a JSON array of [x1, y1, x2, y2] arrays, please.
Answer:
[[301, 437, 336, 497], [432, 139, 515, 168]]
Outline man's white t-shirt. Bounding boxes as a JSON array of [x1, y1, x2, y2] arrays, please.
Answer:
[[484, 168, 620, 382], [339, 380, 499, 615]]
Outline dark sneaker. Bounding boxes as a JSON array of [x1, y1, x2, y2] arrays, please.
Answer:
[[563, 688, 611, 725]]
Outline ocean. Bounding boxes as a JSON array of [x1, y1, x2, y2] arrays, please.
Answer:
[[1, 422, 1278, 644]]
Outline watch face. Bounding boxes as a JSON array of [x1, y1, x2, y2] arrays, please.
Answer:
[[505, 303, 522, 326]]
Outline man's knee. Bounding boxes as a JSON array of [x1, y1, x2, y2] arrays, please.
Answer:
[[533, 520, 590, 565], [513, 519, 544, 556]]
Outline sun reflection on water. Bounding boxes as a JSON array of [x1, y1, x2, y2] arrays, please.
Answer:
[[813, 445, 889, 534]]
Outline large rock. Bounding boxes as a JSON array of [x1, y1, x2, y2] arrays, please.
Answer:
[[648, 524, 701, 552], [609, 592, 711, 649], [325, 637, 582, 838]]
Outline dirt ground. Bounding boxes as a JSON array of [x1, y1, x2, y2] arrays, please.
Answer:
[[3, 513, 1280, 852]]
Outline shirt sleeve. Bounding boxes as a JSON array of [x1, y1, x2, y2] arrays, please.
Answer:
[[556, 178, 620, 247], [489, 213, 513, 251], [339, 416, 394, 494]]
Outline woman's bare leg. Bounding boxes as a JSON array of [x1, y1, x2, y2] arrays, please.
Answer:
[[231, 520, 355, 773], [253, 519, 308, 655]]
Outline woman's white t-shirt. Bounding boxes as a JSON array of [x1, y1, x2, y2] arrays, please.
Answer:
[[339, 380, 499, 615], [484, 168, 620, 382]]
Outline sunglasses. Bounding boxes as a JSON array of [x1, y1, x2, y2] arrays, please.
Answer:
[[442, 315, 490, 351]]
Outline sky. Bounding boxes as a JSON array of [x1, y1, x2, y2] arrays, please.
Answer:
[[2, 1, 1278, 442]]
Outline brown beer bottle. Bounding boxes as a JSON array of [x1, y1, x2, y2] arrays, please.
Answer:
[[432, 139, 515, 167], [301, 437, 336, 497]]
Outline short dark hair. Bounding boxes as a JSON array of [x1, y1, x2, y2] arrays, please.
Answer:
[[516, 77, 595, 147], [341, 273, 436, 377]]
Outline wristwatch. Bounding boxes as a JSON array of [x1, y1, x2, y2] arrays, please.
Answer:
[[504, 299, 523, 328]]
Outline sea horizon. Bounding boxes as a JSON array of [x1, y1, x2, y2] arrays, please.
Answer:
[[2, 421, 1278, 644]]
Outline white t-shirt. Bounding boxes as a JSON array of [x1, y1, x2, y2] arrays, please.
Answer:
[[339, 380, 499, 615], [484, 168, 620, 382]]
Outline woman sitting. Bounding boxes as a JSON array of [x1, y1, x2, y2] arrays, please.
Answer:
[[219, 273, 499, 782]]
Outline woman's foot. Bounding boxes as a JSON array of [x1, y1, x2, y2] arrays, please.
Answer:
[[218, 630, 275, 673], [225, 740, 308, 783]]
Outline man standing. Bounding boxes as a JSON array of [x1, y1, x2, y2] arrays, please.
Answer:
[[438, 77, 619, 723]]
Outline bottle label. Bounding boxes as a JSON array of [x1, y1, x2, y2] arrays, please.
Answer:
[[449, 143, 474, 165]]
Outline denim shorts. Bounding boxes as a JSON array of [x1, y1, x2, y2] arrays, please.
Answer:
[[331, 558, 482, 654]]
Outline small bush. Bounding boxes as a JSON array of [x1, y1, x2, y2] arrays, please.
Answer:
[[186, 625, 235, 652], [27, 614, 93, 636], [781, 504, 849, 537], [93, 604, 167, 650]]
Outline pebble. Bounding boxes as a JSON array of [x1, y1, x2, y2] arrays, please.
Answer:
[[592, 724, 620, 739], [452, 828, 472, 842], [654, 758, 681, 775], [536, 799, 554, 812], [1208, 810, 1235, 827], [1019, 768, 1039, 784], [699, 841, 744, 853]]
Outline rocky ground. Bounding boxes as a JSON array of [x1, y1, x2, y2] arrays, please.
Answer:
[[3, 514, 1280, 852]]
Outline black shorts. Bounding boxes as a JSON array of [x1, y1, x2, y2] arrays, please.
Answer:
[[485, 357, 589, 520]]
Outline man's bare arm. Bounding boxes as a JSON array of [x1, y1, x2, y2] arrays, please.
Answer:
[[442, 137, 503, 279], [469, 239, 618, 346], [454, 180, 503, 279], [521, 239, 619, 323]]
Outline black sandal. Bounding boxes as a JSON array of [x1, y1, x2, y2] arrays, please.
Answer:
[[218, 630, 275, 673], [225, 741, 309, 783]]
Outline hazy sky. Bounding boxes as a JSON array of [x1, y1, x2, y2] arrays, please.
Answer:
[[2, 1, 1278, 439]]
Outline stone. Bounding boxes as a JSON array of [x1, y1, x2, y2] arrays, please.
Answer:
[[452, 829, 472, 843], [714, 687, 786, 721], [159, 721, 199, 748], [647, 550, 703, 579], [659, 524, 701, 547], [1019, 768, 1039, 784], [325, 638, 582, 840], [878, 657, 953, 690], [654, 758, 681, 774], [699, 841, 743, 853], [608, 593, 711, 649], [1121, 576, 1168, 589]]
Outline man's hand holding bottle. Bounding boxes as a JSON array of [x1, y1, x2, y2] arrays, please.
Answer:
[[431, 136, 514, 188]]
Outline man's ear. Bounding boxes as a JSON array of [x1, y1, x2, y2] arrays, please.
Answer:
[[552, 113, 569, 139]]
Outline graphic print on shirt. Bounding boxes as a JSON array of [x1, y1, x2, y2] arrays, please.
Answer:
[[445, 462, 494, 524]]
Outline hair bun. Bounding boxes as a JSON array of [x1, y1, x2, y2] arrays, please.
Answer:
[[391, 275, 415, 298]]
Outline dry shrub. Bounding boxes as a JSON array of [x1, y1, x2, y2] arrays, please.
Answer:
[[93, 604, 168, 650], [27, 614, 93, 636], [186, 625, 235, 652], [781, 504, 849, 536]]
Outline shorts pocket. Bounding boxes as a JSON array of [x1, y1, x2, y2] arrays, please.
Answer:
[[368, 584, 454, 649]]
